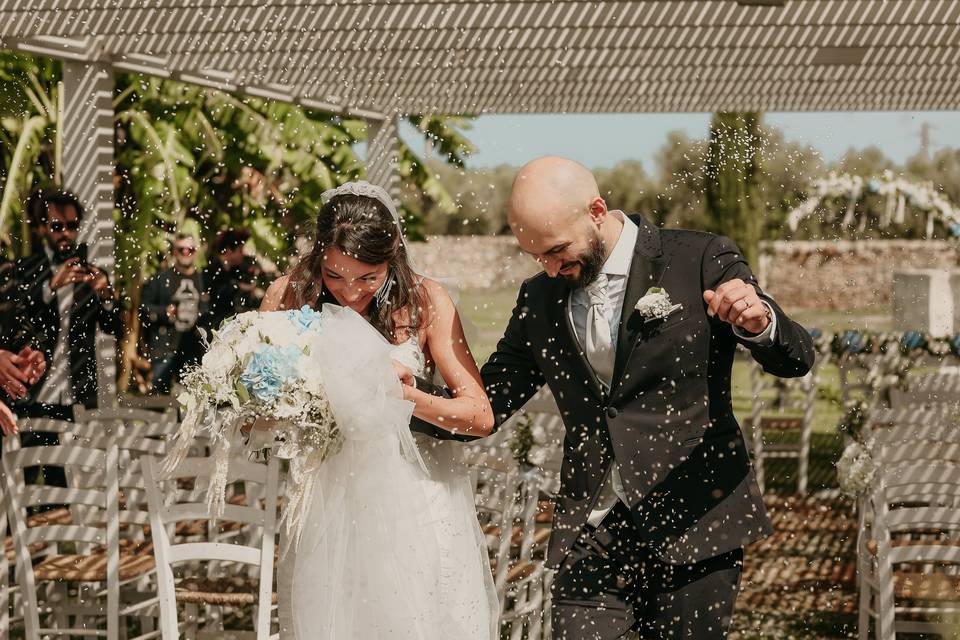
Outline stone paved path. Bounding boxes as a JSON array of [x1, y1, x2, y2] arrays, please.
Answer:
[[730, 491, 859, 639]]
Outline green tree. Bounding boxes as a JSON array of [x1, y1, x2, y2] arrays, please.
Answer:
[[595, 160, 659, 224], [0, 52, 61, 256], [0, 52, 476, 390], [704, 112, 763, 264], [650, 131, 708, 230]]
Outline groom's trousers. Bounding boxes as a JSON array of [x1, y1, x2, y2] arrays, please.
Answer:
[[551, 502, 743, 640]]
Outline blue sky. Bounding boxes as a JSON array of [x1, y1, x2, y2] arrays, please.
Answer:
[[401, 111, 960, 171]]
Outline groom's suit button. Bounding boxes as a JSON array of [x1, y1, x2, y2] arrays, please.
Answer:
[[606, 407, 619, 419]]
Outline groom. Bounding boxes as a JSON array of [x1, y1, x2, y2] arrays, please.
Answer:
[[466, 156, 814, 638]]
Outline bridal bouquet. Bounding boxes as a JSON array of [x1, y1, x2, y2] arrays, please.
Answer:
[[162, 306, 344, 534]]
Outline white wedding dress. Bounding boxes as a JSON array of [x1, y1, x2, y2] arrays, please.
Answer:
[[284, 305, 499, 639]]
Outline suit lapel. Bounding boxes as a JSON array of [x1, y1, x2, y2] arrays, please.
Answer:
[[611, 218, 667, 392], [544, 279, 606, 401]]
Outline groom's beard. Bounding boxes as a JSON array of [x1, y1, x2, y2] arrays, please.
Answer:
[[563, 234, 606, 289]]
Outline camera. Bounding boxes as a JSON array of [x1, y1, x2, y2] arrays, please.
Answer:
[[57, 242, 89, 266]]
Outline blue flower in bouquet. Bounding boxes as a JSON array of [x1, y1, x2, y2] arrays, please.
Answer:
[[950, 222, 960, 238], [240, 345, 302, 402], [287, 305, 324, 333]]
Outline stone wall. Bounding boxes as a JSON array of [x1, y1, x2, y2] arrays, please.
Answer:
[[407, 235, 539, 290], [758, 240, 958, 310], [409, 236, 958, 310]]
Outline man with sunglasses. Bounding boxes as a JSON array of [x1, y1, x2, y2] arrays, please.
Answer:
[[141, 233, 206, 394], [4, 189, 122, 486], [5, 189, 121, 420]]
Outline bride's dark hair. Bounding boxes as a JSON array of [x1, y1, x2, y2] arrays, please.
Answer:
[[281, 193, 428, 343]]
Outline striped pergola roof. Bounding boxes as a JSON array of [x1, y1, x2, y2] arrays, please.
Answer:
[[3, 0, 959, 116]]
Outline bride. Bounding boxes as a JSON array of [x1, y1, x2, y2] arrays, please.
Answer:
[[257, 181, 499, 639]]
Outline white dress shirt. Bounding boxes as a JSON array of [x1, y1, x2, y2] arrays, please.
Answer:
[[37, 247, 75, 405], [567, 212, 777, 528]]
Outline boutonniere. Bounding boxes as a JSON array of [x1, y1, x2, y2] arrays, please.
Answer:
[[635, 287, 682, 321]]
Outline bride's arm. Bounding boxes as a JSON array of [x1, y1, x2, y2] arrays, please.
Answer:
[[401, 280, 494, 437]]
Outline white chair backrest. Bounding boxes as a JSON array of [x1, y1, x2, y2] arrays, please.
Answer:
[[74, 405, 177, 424], [141, 452, 280, 639], [873, 426, 960, 466], [69, 410, 181, 533], [1, 436, 120, 640], [890, 371, 960, 411], [869, 462, 960, 567]]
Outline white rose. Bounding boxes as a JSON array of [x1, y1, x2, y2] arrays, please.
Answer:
[[527, 444, 549, 467], [255, 314, 300, 348], [296, 357, 325, 394], [202, 343, 238, 379], [531, 424, 547, 443]]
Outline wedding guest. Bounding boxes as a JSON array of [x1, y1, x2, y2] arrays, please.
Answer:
[[6, 188, 121, 420], [141, 233, 205, 393], [201, 228, 257, 332], [0, 401, 16, 436], [0, 347, 45, 436], [0, 346, 46, 402]]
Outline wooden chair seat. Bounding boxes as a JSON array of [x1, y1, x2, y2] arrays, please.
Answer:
[[506, 560, 536, 584], [866, 537, 960, 556], [512, 527, 551, 547], [483, 525, 552, 548], [759, 416, 804, 431], [4, 508, 74, 562], [24, 507, 72, 527], [536, 500, 554, 524], [174, 576, 278, 606], [895, 572, 960, 601], [33, 549, 156, 582]]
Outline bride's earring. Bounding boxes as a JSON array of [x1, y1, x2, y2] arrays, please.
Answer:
[[374, 271, 394, 307]]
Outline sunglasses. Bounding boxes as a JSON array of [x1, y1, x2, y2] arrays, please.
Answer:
[[49, 221, 80, 232], [174, 247, 196, 256]]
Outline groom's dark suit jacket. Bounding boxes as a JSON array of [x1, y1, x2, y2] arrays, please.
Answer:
[[479, 215, 815, 568]]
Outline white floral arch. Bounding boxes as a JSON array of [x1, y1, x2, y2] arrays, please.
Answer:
[[787, 170, 960, 238]]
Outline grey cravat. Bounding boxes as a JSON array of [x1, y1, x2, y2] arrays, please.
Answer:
[[584, 273, 615, 387]]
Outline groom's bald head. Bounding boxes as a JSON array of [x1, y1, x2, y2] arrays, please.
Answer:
[[507, 156, 601, 234], [506, 156, 620, 286]]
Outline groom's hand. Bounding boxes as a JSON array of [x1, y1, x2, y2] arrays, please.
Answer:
[[703, 278, 770, 335], [391, 360, 416, 388]]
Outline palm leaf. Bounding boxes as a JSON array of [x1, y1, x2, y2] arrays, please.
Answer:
[[0, 114, 47, 234]]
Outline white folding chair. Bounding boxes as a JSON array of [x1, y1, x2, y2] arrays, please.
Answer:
[[748, 357, 820, 494], [0, 418, 81, 638], [889, 371, 960, 413], [497, 465, 553, 640], [70, 408, 183, 636], [859, 462, 960, 639], [141, 453, 280, 639], [1, 433, 129, 640]]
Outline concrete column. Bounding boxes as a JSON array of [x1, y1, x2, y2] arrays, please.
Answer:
[[61, 60, 117, 405]]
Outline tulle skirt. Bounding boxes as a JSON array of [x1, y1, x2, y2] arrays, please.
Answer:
[[283, 305, 498, 639]]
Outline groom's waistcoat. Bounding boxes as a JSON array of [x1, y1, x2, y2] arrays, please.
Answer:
[[481, 216, 815, 567]]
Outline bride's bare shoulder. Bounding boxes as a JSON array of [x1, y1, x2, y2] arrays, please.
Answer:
[[261, 275, 291, 311]]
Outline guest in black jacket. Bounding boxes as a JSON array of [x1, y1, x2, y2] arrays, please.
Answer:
[[200, 229, 257, 333], [141, 233, 206, 393], [5, 189, 121, 420]]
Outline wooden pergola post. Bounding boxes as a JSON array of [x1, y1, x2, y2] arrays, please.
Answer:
[[61, 60, 117, 406]]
